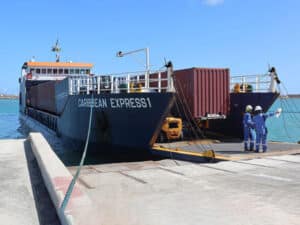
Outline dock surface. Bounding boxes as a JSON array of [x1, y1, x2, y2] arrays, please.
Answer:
[[155, 140, 300, 161], [68, 154, 300, 225], [1, 134, 300, 225]]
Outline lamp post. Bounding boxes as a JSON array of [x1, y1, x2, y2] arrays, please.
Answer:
[[116, 48, 150, 89]]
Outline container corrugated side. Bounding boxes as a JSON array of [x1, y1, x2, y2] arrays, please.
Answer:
[[174, 68, 230, 118]]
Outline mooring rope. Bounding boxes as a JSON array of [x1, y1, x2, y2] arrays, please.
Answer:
[[60, 92, 94, 211]]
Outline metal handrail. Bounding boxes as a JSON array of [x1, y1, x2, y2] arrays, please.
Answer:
[[230, 73, 275, 93], [68, 70, 174, 95], [28, 72, 89, 81]]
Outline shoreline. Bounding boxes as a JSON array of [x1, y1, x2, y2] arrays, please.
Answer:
[[280, 94, 300, 98], [0, 96, 18, 100], [287, 94, 300, 98]]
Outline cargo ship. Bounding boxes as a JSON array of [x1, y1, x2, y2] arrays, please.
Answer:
[[19, 47, 176, 151], [212, 72, 280, 138], [154, 67, 279, 139]]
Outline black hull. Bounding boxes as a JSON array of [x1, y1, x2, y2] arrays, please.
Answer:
[[209, 92, 279, 138], [36, 92, 175, 151]]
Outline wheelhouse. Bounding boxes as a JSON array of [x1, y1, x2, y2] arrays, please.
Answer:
[[21, 61, 93, 81]]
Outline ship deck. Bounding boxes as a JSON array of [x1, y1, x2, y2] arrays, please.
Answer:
[[152, 140, 300, 162]]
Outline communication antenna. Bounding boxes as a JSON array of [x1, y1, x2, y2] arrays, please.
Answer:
[[51, 39, 61, 62]]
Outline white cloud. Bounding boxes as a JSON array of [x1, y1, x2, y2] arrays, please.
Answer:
[[202, 0, 224, 6]]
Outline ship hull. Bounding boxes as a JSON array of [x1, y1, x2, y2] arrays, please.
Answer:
[[209, 92, 279, 138], [28, 92, 175, 152]]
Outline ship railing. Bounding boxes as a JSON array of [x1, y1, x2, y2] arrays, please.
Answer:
[[230, 73, 275, 93], [26, 72, 91, 81], [68, 70, 175, 95]]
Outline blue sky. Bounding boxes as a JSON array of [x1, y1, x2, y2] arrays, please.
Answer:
[[0, 0, 299, 94]]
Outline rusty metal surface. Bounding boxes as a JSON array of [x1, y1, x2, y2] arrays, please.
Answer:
[[27, 81, 57, 113]]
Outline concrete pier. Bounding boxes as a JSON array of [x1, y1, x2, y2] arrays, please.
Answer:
[[69, 154, 300, 225], [0, 139, 60, 225], [1, 134, 300, 225]]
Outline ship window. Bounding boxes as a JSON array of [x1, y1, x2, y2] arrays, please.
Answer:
[[64, 69, 69, 74], [36, 68, 40, 74], [80, 69, 85, 74], [41, 68, 46, 74], [86, 69, 90, 74], [30, 68, 35, 73], [58, 69, 63, 74], [70, 69, 74, 74], [53, 69, 57, 74], [75, 69, 79, 74], [47, 68, 52, 74]]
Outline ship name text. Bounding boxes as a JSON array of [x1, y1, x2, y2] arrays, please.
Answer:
[[78, 97, 152, 109]]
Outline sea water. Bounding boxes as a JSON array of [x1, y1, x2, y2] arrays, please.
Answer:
[[0, 99, 25, 139], [0, 98, 300, 143], [267, 97, 300, 143]]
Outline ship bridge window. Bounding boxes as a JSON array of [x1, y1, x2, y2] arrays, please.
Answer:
[[64, 69, 69, 74], [53, 69, 57, 74], [59, 69, 63, 74], [70, 69, 74, 74], [41, 68, 46, 74], [30, 68, 35, 73], [86, 69, 90, 74], [80, 69, 85, 74], [36, 68, 41, 74], [75, 69, 79, 74], [47, 69, 52, 74]]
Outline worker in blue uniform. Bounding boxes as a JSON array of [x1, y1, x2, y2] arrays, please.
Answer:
[[253, 105, 280, 153], [243, 105, 255, 151]]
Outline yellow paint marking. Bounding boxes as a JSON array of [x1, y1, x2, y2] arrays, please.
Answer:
[[152, 145, 300, 162], [152, 145, 216, 160]]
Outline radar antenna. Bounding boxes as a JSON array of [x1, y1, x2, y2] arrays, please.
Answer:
[[51, 39, 61, 62]]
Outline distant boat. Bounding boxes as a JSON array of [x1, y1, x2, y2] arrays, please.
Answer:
[[279, 95, 289, 99]]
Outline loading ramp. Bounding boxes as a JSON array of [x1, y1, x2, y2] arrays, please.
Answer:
[[152, 140, 300, 162]]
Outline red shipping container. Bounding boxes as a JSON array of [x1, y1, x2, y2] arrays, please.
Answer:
[[173, 68, 230, 118]]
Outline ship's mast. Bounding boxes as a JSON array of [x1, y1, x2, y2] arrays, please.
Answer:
[[116, 48, 150, 88], [51, 39, 61, 62]]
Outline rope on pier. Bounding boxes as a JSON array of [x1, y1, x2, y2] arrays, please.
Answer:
[[60, 92, 94, 211]]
